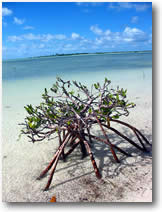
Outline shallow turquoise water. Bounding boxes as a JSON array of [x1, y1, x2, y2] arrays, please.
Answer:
[[2, 52, 152, 111]]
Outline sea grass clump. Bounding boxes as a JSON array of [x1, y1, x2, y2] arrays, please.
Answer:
[[20, 77, 151, 190]]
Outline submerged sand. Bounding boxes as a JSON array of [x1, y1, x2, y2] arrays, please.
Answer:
[[2, 93, 152, 202]]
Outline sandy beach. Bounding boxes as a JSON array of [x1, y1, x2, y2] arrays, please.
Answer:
[[2, 1, 153, 203], [2, 92, 152, 202]]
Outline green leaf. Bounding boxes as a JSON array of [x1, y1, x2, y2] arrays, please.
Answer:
[[88, 108, 92, 114], [28, 121, 33, 128], [67, 120, 71, 125], [51, 83, 58, 93], [102, 117, 107, 121], [109, 94, 113, 99], [69, 90, 74, 95], [94, 83, 99, 89], [112, 114, 120, 119], [24, 105, 34, 115], [116, 94, 119, 101], [108, 101, 113, 106], [44, 88, 48, 94], [126, 102, 136, 107], [105, 77, 108, 83]]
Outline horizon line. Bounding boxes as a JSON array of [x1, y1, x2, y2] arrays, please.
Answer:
[[3, 50, 152, 62]]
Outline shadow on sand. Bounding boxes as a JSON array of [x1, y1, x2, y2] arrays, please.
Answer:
[[43, 125, 152, 191]]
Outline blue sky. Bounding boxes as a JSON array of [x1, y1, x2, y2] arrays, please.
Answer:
[[2, 2, 152, 59]]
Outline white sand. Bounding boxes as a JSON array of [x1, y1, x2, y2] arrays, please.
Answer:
[[2, 93, 152, 202]]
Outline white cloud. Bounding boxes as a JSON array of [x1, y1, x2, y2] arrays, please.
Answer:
[[7, 27, 148, 46], [7, 33, 67, 42], [76, 2, 103, 7], [2, 7, 13, 16], [23, 26, 35, 30], [23, 33, 41, 40], [131, 16, 139, 24], [123, 38, 134, 42], [90, 25, 148, 47], [76, 2, 86, 6], [41, 34, 54, 42], [14, 17, 25, 25], [8, 33, 41, 42], [62, 43, 80, 52], [108, 3, 117, 10], [90, 25, 103, 35], [71, 32, 81, 40], [105, 30, 111, 36], [122, 27, 147, 43], [8, 35, 23, 42], [42, 34, 67, 42], [39, 34, 66, 42], [90, 25, 112, 40], [64, 44, 73, 48], [54, 34, 66, 40], [118, 2, 133, 9], [134, 4, 151, 11], [90, 26, 113, 46], [123, 27, 144, 37], [108, 2, 151, 12], [39, 44, 45, 49], [5, 25, 151, 59], [95, 38, 103, 45], [80, 38, 91, 44], [76, 2, 104, 13]]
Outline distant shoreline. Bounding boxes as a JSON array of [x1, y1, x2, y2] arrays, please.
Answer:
[[3, 50, 152, 62]]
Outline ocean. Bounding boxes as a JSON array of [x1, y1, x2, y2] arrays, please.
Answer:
[[2, 52, 152, 127]]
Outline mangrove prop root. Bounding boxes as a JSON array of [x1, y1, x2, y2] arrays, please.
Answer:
[[133, 130, 148, 152], [44, 150, 61, 191], [64, 139, 80, 158], [21, 78, 151, 190], [43, 133, 71, 191], [110, 119, 152, 146], [83, 139, 102, 179], [95, 116, 120, 163], [39, 121, 151, 190], [103, 125, 145, 151], [38, 132, 70, 179], [87, 128, 93, 143], [58, 131, 65, 161], [37, 121, 151, 190], [84, 133, 132, 157]]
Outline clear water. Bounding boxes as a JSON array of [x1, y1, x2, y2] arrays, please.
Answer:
[[2, 52, 152, 112]]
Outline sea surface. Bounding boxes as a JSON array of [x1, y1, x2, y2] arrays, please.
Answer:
[[2, 52, 152, 114]]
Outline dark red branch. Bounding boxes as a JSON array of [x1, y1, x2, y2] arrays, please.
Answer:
[[38, 131, 70, 179], [110, 119, 151, 146], [83, 139, 102, 179], [95, 115, 120, 163], [64, 139, 80, 158], [102, 124, 145, 151], [43, 133, 71, 191], [84, 133, 132, 157]]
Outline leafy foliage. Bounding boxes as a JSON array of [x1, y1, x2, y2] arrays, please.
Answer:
[[21, 77, 135, 142]]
